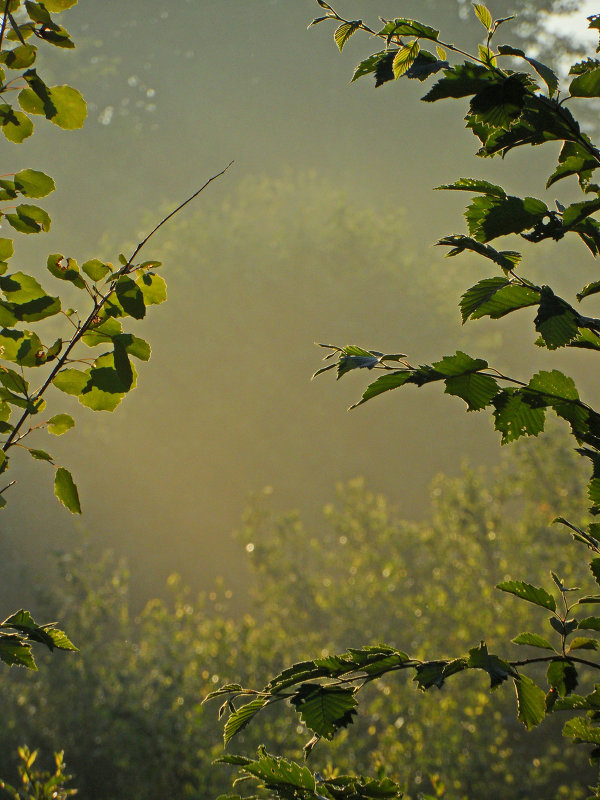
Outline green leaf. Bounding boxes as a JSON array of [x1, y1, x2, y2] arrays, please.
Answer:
[[13, 169, 54, 198], [334, 21, 360, 52], [423, 63, 493, 102], [0, 43, 36, 69], [41, 0, 78, 10], [568, 637, 599, 651], [47, 254, 86, 289], [136, 272, 167, 305], [0, 328, 44, 367], [377, 18, 439, 41], [514, 674, 546, 729], [54, 466, 81, 514], [547, 659, 578, 696], [19, 83, 86, 129], [436, 177, 505, 197], [223, 697, 267, 744], [351, 51, 387, 82], [350, 371, 413, 408], [577, 280, 600, 301], [393, 41, 420, 79], [77, 352, 137, 412], [290, 684, 357, 739], [431, 351, 487, 376], [527, 370, 579, 401], [496, 45, 558, 97], [473, 4, 492, 30], [534, 289, 580, 349], [496, 580, 556, 611], [5, 204, 51, 234], [563, 717, 600, 745], [46, 413, 74, 435], [0, 104, 33, 142], [28, 448, 53, 461], [570, 68, 600, 97], [511, 632, 555, 650], [0, 368, 27, 395], [460, 280, 539, 323], [0, 239, 14, 263], [444, 372, 500, 411], [115, 276, 146, 319], [578, 617, 600, 631], [467, 642, 513, 688], [82, 258, 111, 282], [52, 368, 88, 396], [44, 627, 77, 651], [465, 195, 548, 243], [0, 635, 36, 669], [493, 390, 546, 444]]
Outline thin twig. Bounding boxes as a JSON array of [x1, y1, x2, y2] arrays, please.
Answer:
[[2, 162, 234, 452]]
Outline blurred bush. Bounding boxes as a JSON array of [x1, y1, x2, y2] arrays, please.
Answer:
[[0, 430, 594, 800]]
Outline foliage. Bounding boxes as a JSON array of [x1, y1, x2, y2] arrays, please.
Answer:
[[0, 437, 596, 799], [208, 5, 600, 800], [0, 746, 75, 800], [0, 0, 228, 668]]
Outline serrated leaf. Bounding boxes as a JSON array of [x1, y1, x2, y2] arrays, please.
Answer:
[[577, 280, 600, 301], [564, 717, 600, 744], [570, 68, 600, 98], [334, 21, 360, 52], [497, 45, 558, 97], [473, 4, 493, 30], [44, 627, 77, 651], [350, 371, 413, 408], [467, 642, 513, 688], [568, 637, 599, 651], [534, 289, 580, 349], [46, 413, 74, 435], [465, 195, 548, 243], [378, 18, 439, 41], [497, 580, 556, 611], [0, 635, 36, 669], [579, 616, 600, 631], [393, 41, 420, 79], [54, 467, 81, 513], [432, 351, 487, 376], [224, 697, 267, 744], [444, 372, 500, 411], [527, 370, 579, 401], [290, 685, 357, 739], [511, 632, 555, 650], [436, 177, 506, 197], [493, 391, 546, 443], [514, 674, 546, 729]]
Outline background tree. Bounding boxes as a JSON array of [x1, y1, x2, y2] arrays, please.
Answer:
[[0, 434, 593, 800]]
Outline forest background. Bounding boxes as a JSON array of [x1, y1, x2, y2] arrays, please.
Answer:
[[1, 1, 599, 799]]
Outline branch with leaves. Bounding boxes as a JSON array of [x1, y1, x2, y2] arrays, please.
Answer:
[[209, 6, 600, 800], [0, 0, 231, 670]]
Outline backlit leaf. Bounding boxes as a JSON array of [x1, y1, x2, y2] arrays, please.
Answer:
[[54, 466, 81, 514], [514, 674, 546, 729], [46, 413, 74, 435], [224, 697, 267, 744], [496, 580, 556, 611], [290, 684, 357, 739], [511, 632, 555, 650]]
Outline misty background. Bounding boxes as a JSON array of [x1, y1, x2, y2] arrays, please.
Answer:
[[1, 0, 598, 605]]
